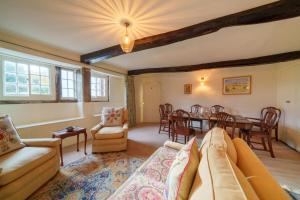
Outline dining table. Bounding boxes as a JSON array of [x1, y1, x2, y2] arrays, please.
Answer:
[[168, 112, 253, 142]]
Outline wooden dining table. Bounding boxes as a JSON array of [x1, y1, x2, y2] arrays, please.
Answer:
[[168, 112, 253, 141]]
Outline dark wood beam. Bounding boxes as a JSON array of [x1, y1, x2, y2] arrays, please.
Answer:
[[81, 0, 300, 64], [127, 51, 300, 75]]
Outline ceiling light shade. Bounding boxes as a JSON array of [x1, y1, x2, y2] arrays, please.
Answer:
[[120, 22, 134, 53]]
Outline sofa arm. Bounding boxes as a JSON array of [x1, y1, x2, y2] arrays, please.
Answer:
[[21, 138, 60, 147], [90, 123, 104, 138], [164, 141, 184, 151]]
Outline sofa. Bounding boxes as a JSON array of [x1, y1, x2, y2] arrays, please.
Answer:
[[108, 127, 290, 200], [0, 138, 60, 200], [90, 108, 128, 153]]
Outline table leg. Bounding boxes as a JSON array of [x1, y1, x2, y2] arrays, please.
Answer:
[[60, 139, 63, 166], [275, 125, 279, 141], [77, 134, 79, 152], [168, 120, 171, 138], [84, 132, 87, 155]]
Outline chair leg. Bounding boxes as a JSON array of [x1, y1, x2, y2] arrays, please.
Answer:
[[261, 138, 267, 150], [159, 123, 162, 134], [184, 136, 187, 144], [267, 137, 275, 158], [275, 126, 279, 141]]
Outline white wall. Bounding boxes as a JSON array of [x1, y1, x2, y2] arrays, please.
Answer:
[[134, 61, 300, 151]]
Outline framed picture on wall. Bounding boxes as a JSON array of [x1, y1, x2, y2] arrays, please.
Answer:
[[223, 76, 251, 95], [184, 84, 192, 94]]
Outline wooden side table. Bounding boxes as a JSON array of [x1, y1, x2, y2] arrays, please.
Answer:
[[52, 126, 87, 166]]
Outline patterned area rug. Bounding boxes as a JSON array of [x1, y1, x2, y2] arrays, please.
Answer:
[[29, 152, 145, 200]]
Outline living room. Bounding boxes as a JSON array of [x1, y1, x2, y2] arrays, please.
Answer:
[[0, 1, 299, 200]]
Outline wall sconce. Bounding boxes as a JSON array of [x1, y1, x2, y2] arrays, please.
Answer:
[[200, 77, 205, 87]]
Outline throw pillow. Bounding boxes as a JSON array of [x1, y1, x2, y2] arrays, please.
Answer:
[[164, 137, 200, 200], [101, 107, 124, 126], [0, 115, 25, 156]]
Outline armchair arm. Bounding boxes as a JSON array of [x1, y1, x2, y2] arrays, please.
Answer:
[[21, 138, 60, 147], [90, 123, 104, 139], [123, 122, 129, 137], [164, 141, 184, 151]]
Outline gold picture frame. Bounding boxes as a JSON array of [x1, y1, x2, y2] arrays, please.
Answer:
[[223, 76, 251, 95], [184, 84, 192, 94]]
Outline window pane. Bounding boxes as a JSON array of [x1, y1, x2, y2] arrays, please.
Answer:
[[41, 76, 49, 86], [68, 89, 74, 97], [91, 89, 96, 97], [30, 65, 40, 75], [4, 61, 16, 72], [40, 86, 49, 95], [31, 75, 40, 85], [91, 83, 96, 90], [40, 67, 49, 76], [61, 70, 67, 79], [62, 89, 68, 97], [18, 85, 29, 95], [67, 71, 73, 80], [102, 79, 106, 96], [68, 80, 74, 88], [17, 74, 29, 84], [62, 79, 68, 89], [5, 84, 17, 95], [91, 77, 96, 84], [31, 85, 40, 94], [17, 63, 29, 74], [5, 73, 17, 83]]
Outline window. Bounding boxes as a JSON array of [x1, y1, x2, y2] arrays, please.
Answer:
[[3, 59, 50, 97], [90, 71, 108, 101], [61, 68, 76, 99]]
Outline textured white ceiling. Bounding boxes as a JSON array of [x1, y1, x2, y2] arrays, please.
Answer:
[[1, 0, 297, 70], [0, 0, 276, 54]]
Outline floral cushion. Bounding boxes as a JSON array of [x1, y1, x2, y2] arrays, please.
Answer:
[[102, 107, 123, 127], [164, 137, 200, 200], [0, 115, 25, 156], [108, 146, 178, 200]]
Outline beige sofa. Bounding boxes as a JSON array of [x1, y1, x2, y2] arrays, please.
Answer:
[[0, 138, 60, 200], [90, 109, 128, 153], [109, 127, 290, 200]]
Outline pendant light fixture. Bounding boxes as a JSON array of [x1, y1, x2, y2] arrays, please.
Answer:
[[120, 22, 134, 53]]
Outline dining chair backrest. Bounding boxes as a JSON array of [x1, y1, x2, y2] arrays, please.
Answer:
[[191, 104, 202, 113], [210, 105, 225, 114], [261, 108, 279, 130], [209, 112, 236, 138], [261, 107, 281, 127], [173, 109, 191, 130], [165, 103, 173, 114], [159, 104, 166, 120]]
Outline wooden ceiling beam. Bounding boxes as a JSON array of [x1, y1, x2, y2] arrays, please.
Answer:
[[127, 51, 300, 75], [80, 0, 300, 64]]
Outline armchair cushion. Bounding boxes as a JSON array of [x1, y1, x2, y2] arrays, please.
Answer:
[[95, 126, 124, 139], [0, 146, 56, 186], [0, 115, 25, 156], [21, 138, 60, 147], [101, 107, 124, 127]]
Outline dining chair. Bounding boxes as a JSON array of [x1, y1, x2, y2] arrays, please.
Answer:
[[164, 103, 173, 115], [209, 112, 236, 138], [171, 109, 194, 144], [239, 108, 279, 158], [159, 104, 169, 135], [210, 105, 225, 114], [190, 104, 203, 130]]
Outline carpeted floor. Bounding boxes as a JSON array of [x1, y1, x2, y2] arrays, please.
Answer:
[[29, 152, 145, 200]]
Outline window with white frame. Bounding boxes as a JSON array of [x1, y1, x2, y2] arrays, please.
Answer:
[[3, 59, 51, 97], [90, 71, 108, 101], [61, 68, 76, 99]]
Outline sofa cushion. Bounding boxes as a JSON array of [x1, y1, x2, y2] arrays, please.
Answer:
[[108, 146, 178, 200], [102, 107, 124, 126], [95, 126, 124, 139], [0, 115, 25, 156], [189, 146, 259, 200], [164, 137, 199, 200], [201, 127, 237, 164], [0, 146, 56, 186], [233, 138, 290, 200]]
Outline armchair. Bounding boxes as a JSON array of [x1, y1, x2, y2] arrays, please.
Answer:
[[90, 108, 128, 153]]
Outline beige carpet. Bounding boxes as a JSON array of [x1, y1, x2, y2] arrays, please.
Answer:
[[63, 123, 300, 195]]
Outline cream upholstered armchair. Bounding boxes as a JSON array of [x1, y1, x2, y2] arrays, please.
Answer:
[[90, 108, 128, 153]]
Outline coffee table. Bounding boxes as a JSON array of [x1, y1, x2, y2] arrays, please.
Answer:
[[52, 126, 87, 166]]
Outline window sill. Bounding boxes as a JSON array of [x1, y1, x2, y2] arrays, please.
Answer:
[[0, 100, 79, 104], [16, 117, 84, 129]]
